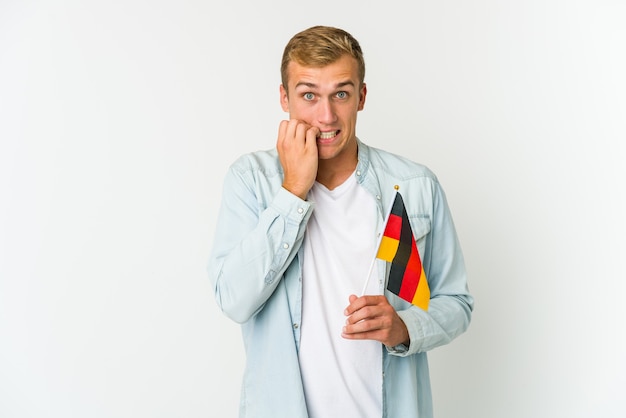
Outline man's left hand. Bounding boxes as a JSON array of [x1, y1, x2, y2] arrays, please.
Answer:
[[342, 294, 409, 348]]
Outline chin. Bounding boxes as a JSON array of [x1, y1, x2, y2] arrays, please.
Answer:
[[317, 147, 342, 161]]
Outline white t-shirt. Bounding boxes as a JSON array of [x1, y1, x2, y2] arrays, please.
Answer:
[[299, 173, 383, 418]]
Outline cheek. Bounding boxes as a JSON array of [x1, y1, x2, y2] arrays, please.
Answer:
[[290, 104, 313, 121], [341, 109, 358, 125]]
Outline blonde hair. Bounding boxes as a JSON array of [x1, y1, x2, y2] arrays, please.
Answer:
[[280, 26, 365, 92]]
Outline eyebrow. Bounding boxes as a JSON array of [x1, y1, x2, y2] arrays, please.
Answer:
[[294, 80, 356, 90]]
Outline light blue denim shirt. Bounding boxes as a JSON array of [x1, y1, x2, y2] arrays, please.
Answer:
[[208, 139, 474, 418]]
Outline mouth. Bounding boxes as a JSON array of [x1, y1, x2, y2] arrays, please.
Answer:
[[317, 130, 340, 140]]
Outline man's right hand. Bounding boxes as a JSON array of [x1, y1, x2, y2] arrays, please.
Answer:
[[277, 119, 319, 200]]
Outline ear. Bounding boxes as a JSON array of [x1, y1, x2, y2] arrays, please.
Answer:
[[279, 84, 289, 112], [357, 83, 367, 111]]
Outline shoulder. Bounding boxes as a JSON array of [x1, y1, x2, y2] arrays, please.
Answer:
[[222, 148, 284, 200], [229, 148, 282, 177], [361, 141, 439, 184]]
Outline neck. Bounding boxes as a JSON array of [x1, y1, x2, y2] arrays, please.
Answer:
[[316, 153, 358, 191]]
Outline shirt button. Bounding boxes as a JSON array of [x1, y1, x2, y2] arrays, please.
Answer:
[[293, 323, 299, 329], [356, 170, 361, 176], [297, 207, 304, 214], [283, 243, 289, 249], [376, 195, 381, 200]]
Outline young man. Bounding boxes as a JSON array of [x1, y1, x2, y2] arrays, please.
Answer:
[[208, 26, 473, 418]]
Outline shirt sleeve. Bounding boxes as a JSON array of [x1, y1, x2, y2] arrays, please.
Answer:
[[208, 160, 313, 323]]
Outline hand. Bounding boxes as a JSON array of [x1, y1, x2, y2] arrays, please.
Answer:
[[342, 294, 410, 347], [277, 119, 319, 200]]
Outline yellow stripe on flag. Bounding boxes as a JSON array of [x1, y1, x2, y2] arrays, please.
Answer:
[[376, 236, 399, 262], [411, 269, 430, 310]]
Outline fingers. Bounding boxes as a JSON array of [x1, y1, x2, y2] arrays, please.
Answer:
[[277, 119, 289, 146], [278, 119, 319, 148], [277, 119, 319, 199], [343, 294, 380, 317], [344, 295, 388, 325], [342, 295, 409, 347], [304, 123, 320, 148], [341, 310, 393, 344]]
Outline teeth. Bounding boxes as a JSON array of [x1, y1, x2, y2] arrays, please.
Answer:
[[318, 131, 337, 139]]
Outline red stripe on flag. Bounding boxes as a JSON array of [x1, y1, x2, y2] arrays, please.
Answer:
[[406, 242, 422, 275], [398, 266, 420, 302], [383, 214, 402, 240]]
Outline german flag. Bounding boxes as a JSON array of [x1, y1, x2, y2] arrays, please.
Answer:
[[376, 191, 430, 311]]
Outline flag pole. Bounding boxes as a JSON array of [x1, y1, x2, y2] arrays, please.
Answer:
[[359, 253, 378, 296], [360, 186, 399, 296]]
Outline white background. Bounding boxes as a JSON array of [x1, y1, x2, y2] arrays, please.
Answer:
[[1, 1, 625, 417]]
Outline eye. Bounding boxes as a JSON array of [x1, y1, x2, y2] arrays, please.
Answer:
[[303, 92, 315, 101], [336, 91, 348, 99]]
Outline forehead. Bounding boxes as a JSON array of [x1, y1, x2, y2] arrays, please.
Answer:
[[286, 55, 360, 90]]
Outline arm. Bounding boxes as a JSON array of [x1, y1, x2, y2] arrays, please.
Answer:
[[392, 181, 474, 356], [343, 180, 473, 355], [208, 162, 313, 324], [208, 119, 319, 324]]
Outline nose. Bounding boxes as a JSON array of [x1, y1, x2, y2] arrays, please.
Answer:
[[316, 98, 337, 125]]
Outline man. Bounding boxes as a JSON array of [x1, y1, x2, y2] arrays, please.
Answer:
[[208, 25, 473, 418]]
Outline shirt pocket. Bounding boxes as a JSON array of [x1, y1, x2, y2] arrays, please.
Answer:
[[409, 216, 431, 257]]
